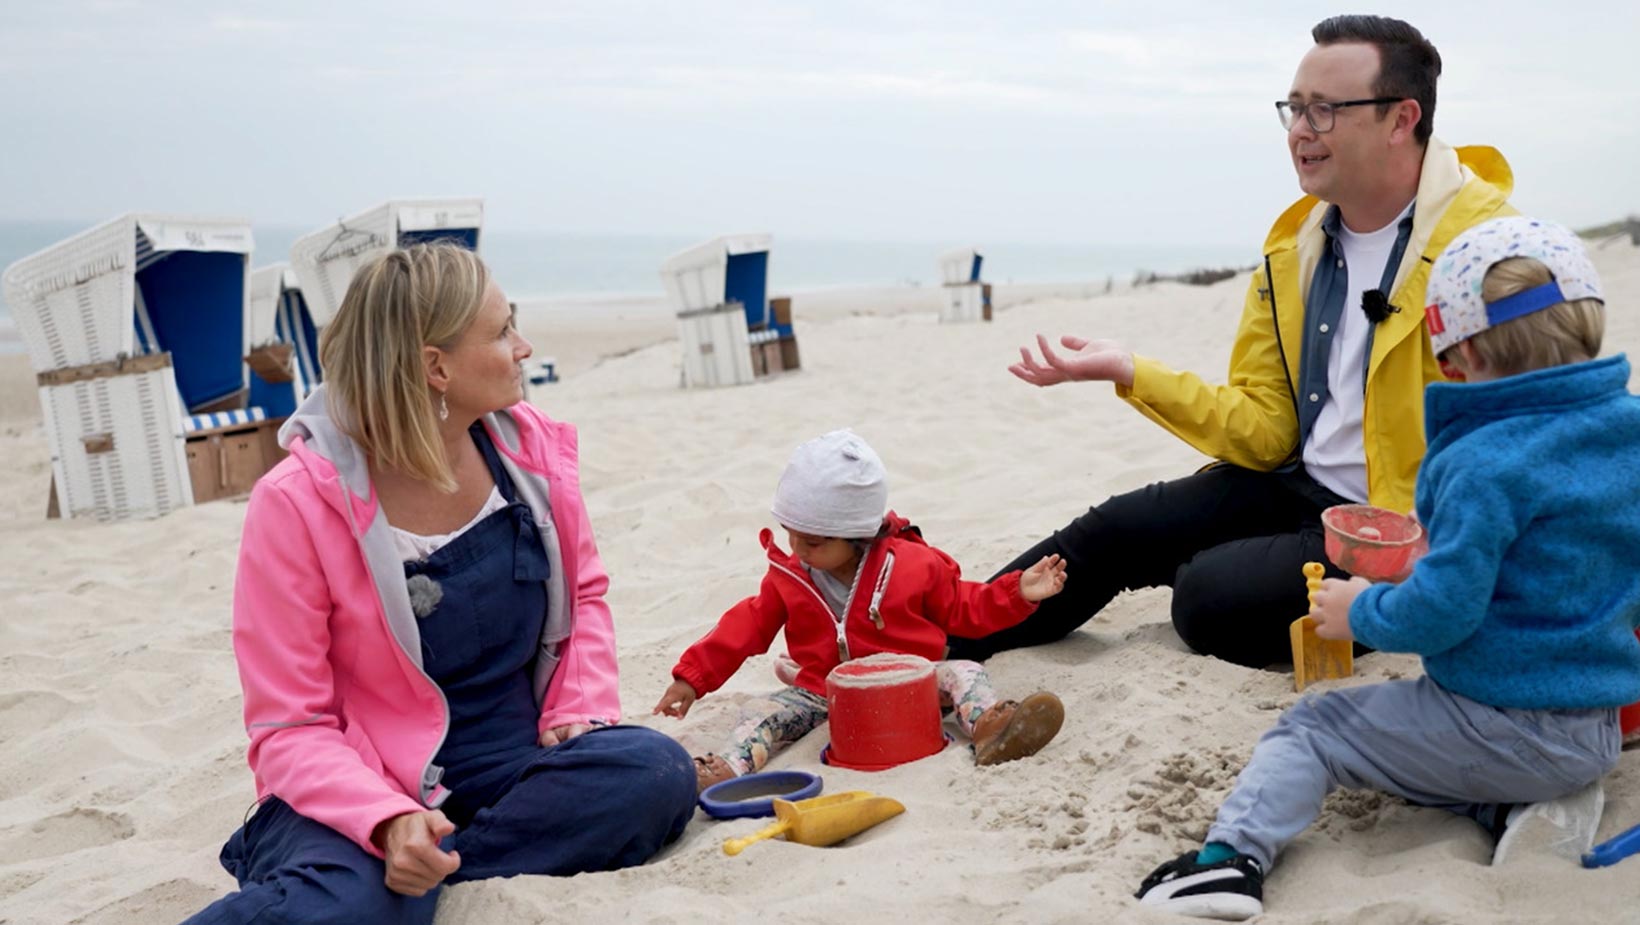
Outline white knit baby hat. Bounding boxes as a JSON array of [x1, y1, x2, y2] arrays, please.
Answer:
[[770, 429, 888, 538], [1425, 216, 1603, 355]]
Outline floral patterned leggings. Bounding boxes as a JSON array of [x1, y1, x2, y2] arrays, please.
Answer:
[[720, 659, 998, 776]]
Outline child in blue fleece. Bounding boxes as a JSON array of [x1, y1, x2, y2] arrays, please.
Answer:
[[1135, 216, 1640, 920]]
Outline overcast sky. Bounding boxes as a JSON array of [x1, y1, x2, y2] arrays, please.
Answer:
[[2, 1, 1635, 247]]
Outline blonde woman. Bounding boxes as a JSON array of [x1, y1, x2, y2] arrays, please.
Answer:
[[188, 245, 695, 924]]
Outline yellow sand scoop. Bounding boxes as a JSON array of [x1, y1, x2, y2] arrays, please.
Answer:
[[722, 790, 905, 856], [1290, 561, 1353, 692]]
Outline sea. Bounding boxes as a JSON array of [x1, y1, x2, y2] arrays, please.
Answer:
[[0, 219, 1246, 354]]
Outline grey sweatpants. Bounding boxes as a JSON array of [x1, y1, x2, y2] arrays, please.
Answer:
[[1210, 676, 1620, 869]]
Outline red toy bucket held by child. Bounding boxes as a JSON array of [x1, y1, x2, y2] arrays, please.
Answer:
[[1320, 504, 1427, 583], [1626, 629, 1640, 744], [822, 653, 949, 771]]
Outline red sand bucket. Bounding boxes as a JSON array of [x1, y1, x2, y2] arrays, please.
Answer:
[[1625, 630, 1640, 745], [822, 653, 948, 771], [1321, 504, 1428, 583]]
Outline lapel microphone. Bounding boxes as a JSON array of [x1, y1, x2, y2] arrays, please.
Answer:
[[1361, 289, 1400, 324]]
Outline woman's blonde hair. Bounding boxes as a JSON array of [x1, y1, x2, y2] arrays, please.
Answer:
[[318, 243, 491, 491], [1461, 256, 1604, 376]]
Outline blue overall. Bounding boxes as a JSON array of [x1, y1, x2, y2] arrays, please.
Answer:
[[188, 426, 695, 925]]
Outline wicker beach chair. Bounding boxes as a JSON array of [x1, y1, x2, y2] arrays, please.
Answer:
[[2, 214, 258, 520], [288, 198, 484, 328], [246, 263, 322, 419], [937, 246, 990, 323], [661, 233, 794, 388], [938, 246, 984, 286]]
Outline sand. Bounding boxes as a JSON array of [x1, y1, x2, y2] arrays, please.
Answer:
[[1, 244, 1637, 924]]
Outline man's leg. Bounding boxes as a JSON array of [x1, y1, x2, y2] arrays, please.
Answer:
[[948, 466, 1309, 661], [1168, 527, 1342, 668]]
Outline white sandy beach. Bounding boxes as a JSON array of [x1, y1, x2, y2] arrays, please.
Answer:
[[2, 245, 1638, 925]]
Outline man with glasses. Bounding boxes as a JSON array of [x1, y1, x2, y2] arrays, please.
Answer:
[[947, 15, 1517, 670]]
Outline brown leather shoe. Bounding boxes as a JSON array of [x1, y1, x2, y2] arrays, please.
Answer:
[[972, 692, 1064, 766]]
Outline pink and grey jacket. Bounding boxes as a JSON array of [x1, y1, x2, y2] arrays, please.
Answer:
[[232, 388, 620, 857]]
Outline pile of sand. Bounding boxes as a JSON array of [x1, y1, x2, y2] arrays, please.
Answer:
[[2, 244, 1637, 923]]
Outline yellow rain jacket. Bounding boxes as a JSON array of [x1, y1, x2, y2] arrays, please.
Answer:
[[1119, 139, 1516, 514]]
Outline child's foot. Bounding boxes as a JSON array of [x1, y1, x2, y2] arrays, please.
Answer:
[[1492, 781, 1605, 865], [693, 754, 736, 793], [772, 653, 801, 687], [1135, 850, 1264, 920], [972, 691, 1064, 766]]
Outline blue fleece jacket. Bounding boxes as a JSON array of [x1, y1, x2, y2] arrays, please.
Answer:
[[1350, 354, 1640, 710]]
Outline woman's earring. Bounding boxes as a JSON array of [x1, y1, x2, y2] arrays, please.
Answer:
[[438, 391, 449, 422]]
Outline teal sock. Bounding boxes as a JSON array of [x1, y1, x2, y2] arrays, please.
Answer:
[[1195, 842, 1237, 865]]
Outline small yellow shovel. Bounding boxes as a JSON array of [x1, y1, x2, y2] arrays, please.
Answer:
[[1290, 561, 1353, 692], [722, 790, 905, 856]]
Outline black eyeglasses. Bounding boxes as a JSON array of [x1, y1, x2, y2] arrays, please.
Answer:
[[1276, 97, 1403, 133]]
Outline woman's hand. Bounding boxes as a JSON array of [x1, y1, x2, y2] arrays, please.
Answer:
[[653, 679, 699, 718], [1312, 577, 1370, 641], [539, 723, 593, 747], [374, 810, 461, 897], [1009, 334, 1135, 388], [1019, 554, 1068, 603]]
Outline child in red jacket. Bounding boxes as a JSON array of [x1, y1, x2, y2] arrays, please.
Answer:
[[654, 429, 1069, 790]]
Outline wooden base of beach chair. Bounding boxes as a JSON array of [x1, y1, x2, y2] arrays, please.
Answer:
[[779, 334, 802, 371], [185, 416, 287, 504], [749, 338, 785, 378], [768, 297, 801, 370], [940, 282, 990, 323]]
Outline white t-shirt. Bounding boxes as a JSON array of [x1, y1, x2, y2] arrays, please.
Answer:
[[1303, 201, 1414, 502], [392, 485, 507, 562]]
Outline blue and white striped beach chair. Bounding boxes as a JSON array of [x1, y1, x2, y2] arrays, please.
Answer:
[[2, 214, 257, 520], [938, 246, 985, 286], [660, 233, 776, 388], [937, 246, 989, 323], [288, 198, 483, 328], [247, 264, 322, 419]]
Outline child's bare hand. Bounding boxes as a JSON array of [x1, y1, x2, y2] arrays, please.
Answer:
[[653, 679, 699, 718], [1312, 576, 1370, 641], [1019, 554, 1068, 603]]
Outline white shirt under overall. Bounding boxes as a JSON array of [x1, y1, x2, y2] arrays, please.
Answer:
[[1303, 201, 1413, 502], [391, 486, 507, 561]]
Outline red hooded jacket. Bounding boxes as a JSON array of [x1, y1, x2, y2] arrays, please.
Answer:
[[672, 512, 1037, 697]]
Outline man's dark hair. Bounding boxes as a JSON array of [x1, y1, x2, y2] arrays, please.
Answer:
[[1312, 15, 1441, 144]]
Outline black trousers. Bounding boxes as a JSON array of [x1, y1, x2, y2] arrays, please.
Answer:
[[947, 464, 1355, 668]]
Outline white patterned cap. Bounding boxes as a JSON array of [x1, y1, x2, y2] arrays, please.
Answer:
[[770, 429, 888, 539], [1424, 216, 1603, 355]]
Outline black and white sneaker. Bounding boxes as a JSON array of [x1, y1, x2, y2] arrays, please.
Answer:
[[1135, 850, 1264, 920]]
